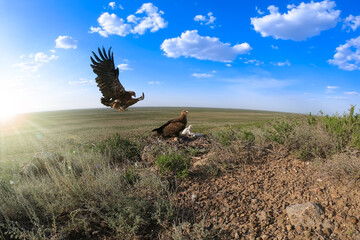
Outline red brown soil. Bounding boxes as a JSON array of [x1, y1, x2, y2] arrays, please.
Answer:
[[173, 139, 360, 239]]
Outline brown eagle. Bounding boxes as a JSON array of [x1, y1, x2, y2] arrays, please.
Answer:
[[152, 110, 188, 137], [90, 47, 144, 111]]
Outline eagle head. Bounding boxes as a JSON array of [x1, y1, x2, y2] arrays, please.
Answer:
[[128, 91, 136, 97], [181, 110, 188, 116]]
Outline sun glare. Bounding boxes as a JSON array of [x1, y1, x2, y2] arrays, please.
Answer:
[[0, 91, 19, 125], [0, 108, 16, 123]]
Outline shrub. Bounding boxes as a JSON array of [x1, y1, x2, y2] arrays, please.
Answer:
[[319, 105, 360, 151], [0, 149, 175, 239], [264, 120, 293, 144], [215, 129, 237, 146], [155, 153, 191, 179], [92, 133, 141, 163], [320, 153, 360, 181], [171, 220, 221, 240]]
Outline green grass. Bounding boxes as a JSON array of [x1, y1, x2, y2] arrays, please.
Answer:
[[0, 107, 288, 174], [1, 106, 360, 239]]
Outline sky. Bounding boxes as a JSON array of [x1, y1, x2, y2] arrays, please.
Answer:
[[0, 0, 360, 115]]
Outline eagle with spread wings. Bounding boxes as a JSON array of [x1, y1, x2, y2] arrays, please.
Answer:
[[90, 47, 144, 111]]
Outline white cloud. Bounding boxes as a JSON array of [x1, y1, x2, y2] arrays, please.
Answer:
[[194, 15, 206, 22], [222, 76, 291, 89], [69, 78, 95, 86], [192, 73, 214, 78], [117, 63, 133, 71], [132, 3, 167, 35], [343, 15, 360, 32], [55, 35, 78, 49], [226, 64, 232, 67], [92, 13, 131, 37], [255, 6, 264, 15], [344, 91, 359, 95], [328, 36, 360, 71], [161, 30, 252, 62], [194, 12, 216, 26], [326, 85, 338, 93], [148, 81, 161, 84], [90, 3, 167, 37], [244, 59, 264, 66], [271, 60, 291, 66], [13, 51, 58, 72], [326, 96, 348, 100], [33, 52, 58, 62], [250, 0, 340, 41], [271, 45, 278, 50], [109, 2, 116, 9]]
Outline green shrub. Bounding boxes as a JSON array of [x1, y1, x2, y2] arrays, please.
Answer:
[[189, 147, 201, 157], [318, 105, 360, 151], [171, 219, 221, 240], [0, 149, 174, 239], [264, 120, 293, 144], [215, 129, 236, 146], [239, 130, 255, 143], [92, 133, 140, 163], [155, 153, 191, 179]]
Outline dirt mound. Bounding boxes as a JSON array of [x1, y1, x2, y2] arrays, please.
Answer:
[[168, 140, 360, 239], [140, 135, 360, 239]]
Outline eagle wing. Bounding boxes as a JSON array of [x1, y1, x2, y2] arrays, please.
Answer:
[[152, 117, 185, 136], [90, 47, 125, 100]]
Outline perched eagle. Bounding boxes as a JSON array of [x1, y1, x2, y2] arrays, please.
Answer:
[[152, 110, 188, 137], [90, 47, 144, 111]]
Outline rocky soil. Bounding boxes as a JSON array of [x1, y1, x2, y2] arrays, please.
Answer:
[[166, 137, 360, 239]]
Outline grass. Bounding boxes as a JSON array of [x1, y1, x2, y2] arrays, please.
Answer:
[[0, 139, 175, 239], [2, 106, 360, 239], [0, 107, 287, 176]]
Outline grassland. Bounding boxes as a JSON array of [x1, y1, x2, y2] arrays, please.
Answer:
[[0, 107, 288, 169], [1, 106, 360, 239]]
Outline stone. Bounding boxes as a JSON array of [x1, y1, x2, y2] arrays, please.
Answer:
[[286, 202, 324, 230], [286, 225, 292, 231], [257, 210, 269, 222], [322, 219, 333, 236], [261, 234, 269, 240], [347, 216, 358, 224]]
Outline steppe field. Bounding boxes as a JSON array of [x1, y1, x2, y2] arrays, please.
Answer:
[[0, 107, 287, 168], [1, 107, 360, 239]]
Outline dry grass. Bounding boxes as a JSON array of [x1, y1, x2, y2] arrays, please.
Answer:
[[0, 107, 288, 166], [2, 106, 360, 239], [320, 151, 360, 182]]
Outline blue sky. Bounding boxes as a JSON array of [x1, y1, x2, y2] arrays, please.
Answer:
[[0, 0, 360, 115]]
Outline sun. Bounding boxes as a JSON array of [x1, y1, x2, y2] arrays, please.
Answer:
[[0, 101, 18, 124], [0, 91, 19, 124], [0, 106, 17, 123]]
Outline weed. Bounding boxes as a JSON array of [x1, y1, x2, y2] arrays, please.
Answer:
[[189, 147, 201, 157], [215, 129, 236, 146], [171, 219, 220, 240], [264, 120, 293, 144], [155, 153, 191, 179], [0, 148, 175, 239], [92, 133, 141, 163]]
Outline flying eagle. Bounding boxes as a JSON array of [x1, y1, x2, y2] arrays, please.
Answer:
[[152, 110, 188, 137], [90, 47, 144, 111]]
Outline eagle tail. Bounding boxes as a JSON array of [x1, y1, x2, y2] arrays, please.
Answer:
[[152, 127, 162, 134]]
